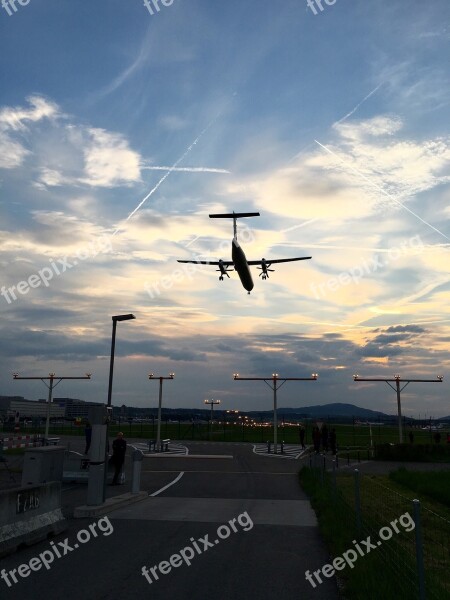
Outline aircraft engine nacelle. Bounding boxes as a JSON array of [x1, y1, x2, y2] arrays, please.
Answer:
[[258, 258, 274, 280]]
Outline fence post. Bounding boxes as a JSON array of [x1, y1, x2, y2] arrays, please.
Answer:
[[131, 449, 144, 493], [412, 499, 426, 600], [354, 469, 361, 533], [332, 460, 337, 503]]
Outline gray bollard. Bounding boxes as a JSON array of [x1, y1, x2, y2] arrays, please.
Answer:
[[131, 449, 144, 494]]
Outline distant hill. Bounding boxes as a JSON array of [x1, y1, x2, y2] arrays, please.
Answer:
[[270, 403, 390, 419]]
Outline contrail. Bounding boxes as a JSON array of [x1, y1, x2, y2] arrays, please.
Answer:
[[280, 218, 320, 234], [333, 83, 383, 126], [314, 140, 450, 242], [141, 166, 230, 174], [113, 117, 222, 236]]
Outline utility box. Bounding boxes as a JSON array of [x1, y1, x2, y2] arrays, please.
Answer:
[[87, 404, 111, 506], [21, 446, 65, 486]]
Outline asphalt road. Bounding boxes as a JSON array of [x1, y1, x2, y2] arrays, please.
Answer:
[[1, 440, 338, 600]]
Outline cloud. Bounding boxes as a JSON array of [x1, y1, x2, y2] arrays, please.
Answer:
[[0, 96, 60, 170], [0, 95, 59, 131], [81, 128, 142, 187]]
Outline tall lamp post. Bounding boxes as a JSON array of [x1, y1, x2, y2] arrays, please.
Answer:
[[103, 313, 136, 499], [353, 374, 444, 443], [204, 399, 221, 436], [233, 373, 318, 454], [149, 373, 175, 450], [107, 314, 136, 408], [13, 372, 91, 441]]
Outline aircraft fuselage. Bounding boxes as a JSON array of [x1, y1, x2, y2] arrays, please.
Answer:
[[232, 238, 254, 292]]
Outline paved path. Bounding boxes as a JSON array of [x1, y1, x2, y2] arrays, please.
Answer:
[[252, 442, 309, 459], [0, 440, 337, 600]]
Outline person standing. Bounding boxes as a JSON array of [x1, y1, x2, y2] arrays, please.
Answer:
[[111, 432, 127, 485], [409, 431, 414, 444], [299, 425, 306, 450]]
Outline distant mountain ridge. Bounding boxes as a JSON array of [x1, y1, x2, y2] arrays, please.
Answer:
[[270, 403, 390, 418]]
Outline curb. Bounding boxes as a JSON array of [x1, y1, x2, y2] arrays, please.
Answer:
[[73, 491, 148, 518]]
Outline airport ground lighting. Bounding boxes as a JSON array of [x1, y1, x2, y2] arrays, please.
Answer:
[[353, 374, 444, 443], [204, 398, 221, 432], [233, 373, 318, 453], [12, 372, 91, 440], [149, 373, 175, 449]]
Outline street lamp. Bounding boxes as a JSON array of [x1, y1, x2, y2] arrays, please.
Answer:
[[107, 314, 136, 408], [103, 313, 135, 499], [149, 373, 175, 449]]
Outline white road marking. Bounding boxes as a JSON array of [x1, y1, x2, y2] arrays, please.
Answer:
[[150, 471, 185, 497]]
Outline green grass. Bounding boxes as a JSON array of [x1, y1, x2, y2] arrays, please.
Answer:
[[299, 467, 450, 599], [389, 469, 450, 507], [299, 468, 420, 599], [9, 421, 446, 448]]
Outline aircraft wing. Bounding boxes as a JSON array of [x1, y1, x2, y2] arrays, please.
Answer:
[[177, 260, 234, 266], [247, 257, 311, 266]]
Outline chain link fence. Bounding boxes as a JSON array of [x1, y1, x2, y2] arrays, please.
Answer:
[[306, 455, 449, 599]]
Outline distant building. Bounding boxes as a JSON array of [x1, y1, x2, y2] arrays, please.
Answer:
[[8, 399, 64, 419], [54, 398, 103, 419]]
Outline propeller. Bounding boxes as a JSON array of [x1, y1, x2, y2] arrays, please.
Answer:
[[257, 258, 274, 279], [216, 260, 233, 281]]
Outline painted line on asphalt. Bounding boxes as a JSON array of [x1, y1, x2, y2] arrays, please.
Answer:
[[61, 485, 79, 492], [144, 454, 234, 459], [149, 471, 185, 497], [143, 470, 297, 474]]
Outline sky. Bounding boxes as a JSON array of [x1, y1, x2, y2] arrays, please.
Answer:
[[0, 0, 449, 418]]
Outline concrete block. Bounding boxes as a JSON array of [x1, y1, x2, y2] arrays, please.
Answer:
[[0, 481, 66, 557]]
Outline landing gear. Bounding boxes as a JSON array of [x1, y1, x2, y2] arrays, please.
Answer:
[[219, 276, 224, 281]]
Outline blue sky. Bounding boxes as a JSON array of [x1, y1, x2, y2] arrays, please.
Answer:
[[1, 0, 449, 417]]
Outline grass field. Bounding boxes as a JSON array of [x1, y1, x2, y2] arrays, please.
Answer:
[[3, 421, 446, 448], [300, 467, 450, 599], [389, 468, 450, 507]]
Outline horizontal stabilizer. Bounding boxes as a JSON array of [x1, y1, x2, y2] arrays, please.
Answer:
[[209, 212, 260, 219]]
